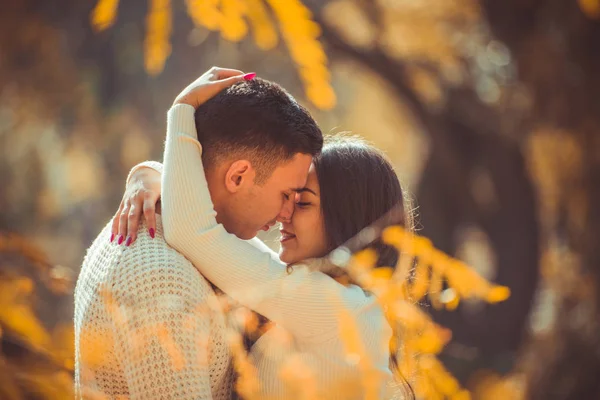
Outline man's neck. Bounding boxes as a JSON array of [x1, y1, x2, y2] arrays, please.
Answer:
[[205, 169, 225, 226]]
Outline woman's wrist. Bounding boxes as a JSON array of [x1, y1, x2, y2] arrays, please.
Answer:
[[126, 162, 164, 187], [127, 167, 159, 185], [126, 166, 162, 202]]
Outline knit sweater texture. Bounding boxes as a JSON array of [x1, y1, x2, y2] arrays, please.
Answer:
[[74, 217, 235, 399]]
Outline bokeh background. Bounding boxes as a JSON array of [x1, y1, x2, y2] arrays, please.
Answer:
[[1, 0, 599, 398]]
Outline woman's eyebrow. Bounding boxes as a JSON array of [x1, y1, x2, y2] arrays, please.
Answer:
[[294, 187, 317, 195]]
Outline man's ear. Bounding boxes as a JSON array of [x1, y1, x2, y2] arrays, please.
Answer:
[[224, 160, 255, 193]]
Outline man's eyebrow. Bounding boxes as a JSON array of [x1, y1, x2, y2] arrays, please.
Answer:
[[293, 187, 317, 195]]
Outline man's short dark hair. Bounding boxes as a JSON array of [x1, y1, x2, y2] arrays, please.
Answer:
[[195, 78, 323, 183]]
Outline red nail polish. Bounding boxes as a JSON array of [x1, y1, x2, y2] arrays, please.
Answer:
[[125, 236, 132, 247], [149, 228, 155, 239], [110, 233, 115, 243], [243, 72, 256, 81], [117, 235, 124, 245]]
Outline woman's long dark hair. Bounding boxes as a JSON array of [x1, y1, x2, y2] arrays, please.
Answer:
[[313, 135, 407, 263], [313, 135, 414, 398]]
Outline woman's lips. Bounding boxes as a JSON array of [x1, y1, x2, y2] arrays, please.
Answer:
[[280, 230, 296, 243]]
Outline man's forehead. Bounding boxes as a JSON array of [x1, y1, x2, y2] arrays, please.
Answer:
[[286, 177, 308, 192], [277, 154, 312, 186]]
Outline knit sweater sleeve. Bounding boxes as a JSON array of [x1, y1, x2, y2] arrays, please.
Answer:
[[109, 244, 214, 399], [161, 104, 372, 341]]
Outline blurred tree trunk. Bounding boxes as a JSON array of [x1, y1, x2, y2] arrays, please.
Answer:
[[481, 0, 600, 397], [313, 4, 540, 383], [313, 0, 600, 394]]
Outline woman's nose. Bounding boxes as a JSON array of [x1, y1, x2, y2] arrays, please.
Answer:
[[277, 197, 295, 223]]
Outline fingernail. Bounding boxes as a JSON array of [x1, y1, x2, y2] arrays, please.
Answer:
[[110, 233, 115, 243], [125, 236, 132, 247], [117, 235, 124, 245], [149, 228, 155, 239], [243, 72, 256, 81]]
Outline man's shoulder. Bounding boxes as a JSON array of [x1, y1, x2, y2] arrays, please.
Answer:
[[79, 218, 214, 295], [114, 227, 216, 296]]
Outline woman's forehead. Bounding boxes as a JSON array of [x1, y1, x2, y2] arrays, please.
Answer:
[[303, 166, 320, 194]]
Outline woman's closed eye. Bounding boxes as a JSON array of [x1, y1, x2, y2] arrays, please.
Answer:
[[295, 201, 312, 208]]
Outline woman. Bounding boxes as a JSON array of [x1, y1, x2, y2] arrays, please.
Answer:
[[118, 71, 412, 399]]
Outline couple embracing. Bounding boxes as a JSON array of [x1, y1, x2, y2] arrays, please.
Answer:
[[75, 67, 413, 399]]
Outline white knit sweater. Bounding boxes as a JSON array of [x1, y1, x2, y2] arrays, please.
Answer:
[[74, 217, 235, 399], [149, 104, 398, 399]]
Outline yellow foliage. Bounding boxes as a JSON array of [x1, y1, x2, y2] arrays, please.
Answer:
[[228, 329, 261, 399], [579, 0, 600, 19], [0, 277, 52, 351], [469, 371, 524, 400], [410, 262, 430, 299], [278, 353, 318, 400], [245, 0, 279, 50], [381, 226, 511, 305], [90, 0, 336, 109], [90, 0, 120, 32], [350, 225, 511, 399], [1, 218, 508, 400], [220, 0, 248, 42], [337, 308, 386, 400], [267, 0, 336, 109], [145, 0, 172, 75], [185, 0, 223, 31], [0, 233, 74, 399]]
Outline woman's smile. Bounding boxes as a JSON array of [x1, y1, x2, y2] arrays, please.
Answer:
[[280, 229, 296, 243]]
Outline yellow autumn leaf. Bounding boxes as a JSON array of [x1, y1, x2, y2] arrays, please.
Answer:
[[389, 301, 429, 330], [422, 356, 461, 395], [579, 0, 600, 19], [381, 225, 407, 248], [411, 329, 446, 354], [91, 0, 120, 32], [278, 353, 318, 399], [371, 266, 394, 281], [185, 0, 222, 31], [220, 0, 248, 42], [410, 261, 430, 300], [441, 288, 460, 310], [0, 278, 52, 351], [486, 285, 511, 303], [51, 323, 75, 370], [451, 389, 472, 400], [351, 248, 378, 270], [144, 0, 172, 75], [412, 235, 434, 259], [246, 0, 279, 50], [267, 0, 336, 109], [19, 370, 74, 399], [306, 83, 337, 110], [428, 268, 443, 310]]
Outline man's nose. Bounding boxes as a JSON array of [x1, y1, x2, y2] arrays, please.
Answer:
[[277, 197, 295, 223]]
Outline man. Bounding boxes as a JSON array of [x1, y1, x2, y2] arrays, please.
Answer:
[[74, 67, 323, 399]]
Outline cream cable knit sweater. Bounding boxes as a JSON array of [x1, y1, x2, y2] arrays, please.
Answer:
[[144, 104, 397, 399], [74, 217, 234, 399]]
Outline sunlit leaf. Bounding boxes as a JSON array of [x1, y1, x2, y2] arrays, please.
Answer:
[[91, 0, 120, 32]]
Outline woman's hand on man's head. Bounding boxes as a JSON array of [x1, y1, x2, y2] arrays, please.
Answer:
[[173, 66, 255, 109], [111, 166, 161, 246], [111, 67, 256, 246]]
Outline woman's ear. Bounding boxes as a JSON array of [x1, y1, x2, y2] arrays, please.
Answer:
[[224, 160, 255, 193]]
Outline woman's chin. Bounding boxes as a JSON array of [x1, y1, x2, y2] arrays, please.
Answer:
[[279, 248, 299, 265], [279, 251, 292, 264]]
